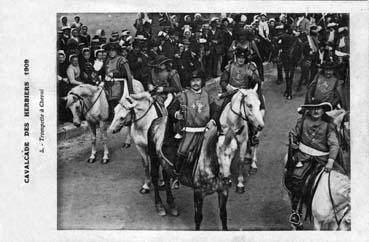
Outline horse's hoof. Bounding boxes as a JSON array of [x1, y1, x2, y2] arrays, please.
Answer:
[[235, 186, 245, 193], [159, 182, 166, 191], [87, 157, 96, 163], [139, 187, 150, 194], [167, 203, 179, 216], [156, 203, 166, 216], [249, 167, 258, 175], [286, 95, 292, 100], [171, 179, 180, 190], [101, 158, 109, 164]]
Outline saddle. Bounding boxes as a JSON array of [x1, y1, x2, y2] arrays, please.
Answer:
[[284, 156, 325, 221], [104, 81, 124, 101]]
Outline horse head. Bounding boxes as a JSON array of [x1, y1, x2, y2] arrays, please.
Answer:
[[109, 92, 153, 133], [216, 128, 238, 182], [235, 85, 264, 130], [64, 84, 97, 127]]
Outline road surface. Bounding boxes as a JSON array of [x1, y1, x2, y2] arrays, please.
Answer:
[[57, 64, 314, 230]]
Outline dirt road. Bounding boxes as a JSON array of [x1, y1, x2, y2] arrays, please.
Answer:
[[57, 64, 314, 230]]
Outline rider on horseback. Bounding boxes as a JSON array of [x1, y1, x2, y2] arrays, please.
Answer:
[[169, 69, 217, 186], [148, 55, 182, 106], [217, 47, 265, 145], [287, 99, 344, 228]]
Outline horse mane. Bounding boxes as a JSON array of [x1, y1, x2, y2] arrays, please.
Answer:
[[204, 127, 220, 174], [130, 92, 153, 103]]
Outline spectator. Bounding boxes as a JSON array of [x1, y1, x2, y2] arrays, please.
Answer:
[[67, 54, 83, 85], [79, 26, 91, 47], [71, 15, 83, 32], [60, 15, 69, 29], [66, 28, 80, 56], [208, 17, 223, 78], [79, 48, 95, 85]]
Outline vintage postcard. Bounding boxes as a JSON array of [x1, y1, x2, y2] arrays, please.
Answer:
[[0, 0, 368, 241]]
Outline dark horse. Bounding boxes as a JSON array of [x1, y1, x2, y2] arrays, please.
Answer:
[[148, 116, 238, 230], [278, 34, 303, 99]]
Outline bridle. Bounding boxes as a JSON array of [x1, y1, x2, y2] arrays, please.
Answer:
[[68, 87, 104, 117], [230, 90, 259, 123], [328, 171, 351, 230], [119, 99, 155, 124]]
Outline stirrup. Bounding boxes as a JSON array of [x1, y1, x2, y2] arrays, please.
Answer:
[[289, 211, 302, 226]]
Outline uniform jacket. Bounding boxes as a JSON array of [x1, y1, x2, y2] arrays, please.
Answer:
[[305, 74, 343, 108], [292, 115, 339, 162], [104, 55, 130, 79]]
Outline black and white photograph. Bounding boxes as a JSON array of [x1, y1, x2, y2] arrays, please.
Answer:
[[1, 0, 368, 241], [57, 12, 351, 231]]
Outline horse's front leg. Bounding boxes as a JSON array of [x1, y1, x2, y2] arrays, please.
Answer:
[[135, 144, 151, 194], [313, 217, 323, 230], [194, 190, 204, 230], [121, 126, 131, 148], [249, 142, 259, 175], [151, 155, 166, 216], [218, 189, 229, 230], [236, 140, 248, 193], [87, 122, 97, 163], [100, 121, 109, 164], [163, 168, 178, 216]]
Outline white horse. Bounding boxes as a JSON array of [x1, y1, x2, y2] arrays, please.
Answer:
[[219, 85, 265, 193], [283, 154, 351, 230], [312, 170, 351, 230], [64, 84, 110, 163], [109, 92, 160, 194]]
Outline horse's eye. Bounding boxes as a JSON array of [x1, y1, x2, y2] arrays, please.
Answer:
[[247, 104, 252, 109], [120, 117, 124, 121]]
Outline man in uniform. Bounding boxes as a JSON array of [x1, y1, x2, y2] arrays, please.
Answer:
[[288, 100, 342, 227], [104, 42, 134, 119], [169, 69, 216, 186], [217, 47, 265, 148], [148, 55, 182, 106], [305, 61, 343, 109]]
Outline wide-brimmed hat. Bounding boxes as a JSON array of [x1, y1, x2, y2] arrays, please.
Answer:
[[319, 61, 337, 70], [301, 99, 333, 112], [235, 47, 249, 58], [148, 55, 172, 68], [105, 42, 121, 51], [210, 17, 219, 23]]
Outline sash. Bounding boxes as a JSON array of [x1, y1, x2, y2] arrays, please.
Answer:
[[299, 142, 329, 157]]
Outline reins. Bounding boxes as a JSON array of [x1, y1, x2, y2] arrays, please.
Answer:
[[328, 171, 350, 229], [119, 100, 155, 123], [230, 92, 249, 122], [69, 87, 104, 116]]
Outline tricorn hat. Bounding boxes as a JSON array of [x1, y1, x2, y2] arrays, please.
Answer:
[[301, 99, 333, 112]]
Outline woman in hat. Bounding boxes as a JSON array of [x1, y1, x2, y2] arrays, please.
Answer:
[[79, 25, 91, 47], [66, 54, 83, 86], [66, 28, 80, 56], [305, 61, 343, 109], [93, 49, 105, 81], [71, 15, 83, 31], [60, 15, 69, 29], [79, 48, 95, 85]]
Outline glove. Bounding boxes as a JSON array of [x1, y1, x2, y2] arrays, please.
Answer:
[[324, 158, 334, 172]]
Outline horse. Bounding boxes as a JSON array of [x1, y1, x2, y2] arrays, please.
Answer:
[[64, 84, 110, 163], [279, 35, 304, 99], [109, 91, 161, 194], [148, 115, 238, 230], [284, 134, 351, 231], [219, 85, 265, 193], [312, 170, 351, 230]]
